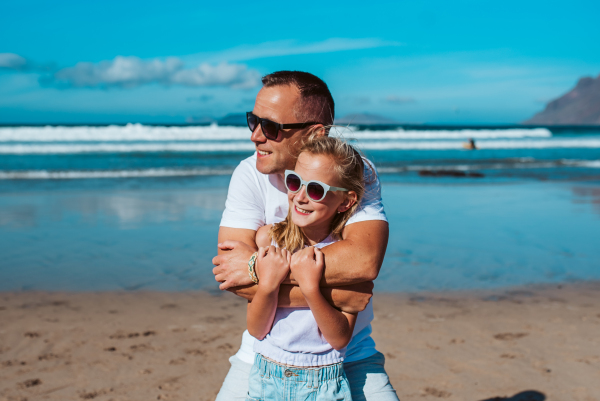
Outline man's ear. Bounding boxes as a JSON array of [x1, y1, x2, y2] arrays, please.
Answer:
[[338, 191, 358, 213]]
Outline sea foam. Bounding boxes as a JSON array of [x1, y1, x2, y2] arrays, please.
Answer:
[[1, 138, 599, 154], [0, 124, 551, 142]]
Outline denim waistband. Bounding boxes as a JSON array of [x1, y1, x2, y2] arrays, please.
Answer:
[[255, 354, 344, 384]]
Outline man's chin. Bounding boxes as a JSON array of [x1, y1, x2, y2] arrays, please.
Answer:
[[255, 159, 280, 176]]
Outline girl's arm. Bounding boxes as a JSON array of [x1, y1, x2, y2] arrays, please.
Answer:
[[290, 247, 357, 350], [255, 224, 273, 248], [303, 289, 357, 351], [246, 246, 291, 340], [246, 285, 278, 340]]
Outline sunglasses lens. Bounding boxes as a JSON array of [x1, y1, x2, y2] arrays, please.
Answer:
[[307, 183, 325, 201], [261, 120, 279, 140], [286, 174, 301, 192], [247, 113, 257, 132]]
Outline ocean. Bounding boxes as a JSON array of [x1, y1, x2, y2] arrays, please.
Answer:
[[1, 124, 599, 292]]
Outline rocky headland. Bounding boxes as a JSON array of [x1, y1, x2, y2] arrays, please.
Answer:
[[525, 74, 600, 125]]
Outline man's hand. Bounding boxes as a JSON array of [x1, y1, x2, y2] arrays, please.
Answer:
[[212, 240, 257, 290]]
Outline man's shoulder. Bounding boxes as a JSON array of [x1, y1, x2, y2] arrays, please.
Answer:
[[229, 153, 278, 198], [360, 156, 381, 187], [232, 153, 263, 180], [236, 153, 258, 172], [361, 156, 378, 173], [233, 153, 279, 185], [221, 153, 268, 229]]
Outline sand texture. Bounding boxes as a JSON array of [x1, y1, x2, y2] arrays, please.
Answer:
[[1, 283, 599, 401]]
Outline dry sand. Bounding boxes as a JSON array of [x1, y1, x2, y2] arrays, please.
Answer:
[[1, 283, 599, 401]]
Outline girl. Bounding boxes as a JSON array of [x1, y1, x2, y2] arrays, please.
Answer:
[[246, 135, 367, 401]]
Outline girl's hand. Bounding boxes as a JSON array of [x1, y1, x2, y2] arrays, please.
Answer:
[[255, 246, 291, 292], [290, 247, 324, 295]]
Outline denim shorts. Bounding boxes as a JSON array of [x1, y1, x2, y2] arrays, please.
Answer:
[[247, 354, 352, 401]]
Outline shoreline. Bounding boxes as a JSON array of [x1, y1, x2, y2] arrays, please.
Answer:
[[1, 282, 599, 400]]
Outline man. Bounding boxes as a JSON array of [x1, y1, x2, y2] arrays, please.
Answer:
[[212, 71, 398, 401]]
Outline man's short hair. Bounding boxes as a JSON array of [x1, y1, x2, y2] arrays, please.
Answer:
[[261, 71, 335, 126]]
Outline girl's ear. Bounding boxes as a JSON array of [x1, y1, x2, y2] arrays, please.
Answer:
[[337, 191, 357, 213], [308, 124, 326, 137]]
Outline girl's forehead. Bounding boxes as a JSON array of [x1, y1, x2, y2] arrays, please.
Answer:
[[295, 153, 340, 183], [296, 153, 334, 172]]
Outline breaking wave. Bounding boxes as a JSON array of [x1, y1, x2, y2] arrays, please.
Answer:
[[1, 138, 600, 154], [0, 168, 235, 180], [0, 124, 551, 142]]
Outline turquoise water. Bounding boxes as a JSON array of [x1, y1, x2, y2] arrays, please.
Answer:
[[377, 182, 599, 292], [0, 179, 598, 292], [0, 124, 599, 292]]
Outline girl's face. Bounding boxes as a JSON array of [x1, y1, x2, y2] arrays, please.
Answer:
[[288, 152, 356, 232]]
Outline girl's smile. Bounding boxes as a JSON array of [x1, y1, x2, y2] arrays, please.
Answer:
[[294, 204, 313, 215]]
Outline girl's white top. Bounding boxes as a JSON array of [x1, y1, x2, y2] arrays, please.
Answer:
[[222, 153, 384, 365], [253, 234, 348, 367]]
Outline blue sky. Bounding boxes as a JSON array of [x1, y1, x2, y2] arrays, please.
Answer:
[[1, 0, 599, 124]]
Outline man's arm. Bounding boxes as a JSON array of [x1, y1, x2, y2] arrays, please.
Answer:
[[328, 219, 389, 284], [228, 283, 373, 314], [289, 220, 389, 287], [213, 220, 388, 289], [212, 226, 374, 312]]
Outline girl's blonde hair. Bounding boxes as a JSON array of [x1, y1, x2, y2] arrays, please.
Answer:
[[270, 135, 366, 252]]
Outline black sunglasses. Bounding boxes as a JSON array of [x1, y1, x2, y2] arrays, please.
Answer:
[[246, 112, 320, 140]]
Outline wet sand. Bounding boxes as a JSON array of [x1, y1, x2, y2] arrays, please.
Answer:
[[1, 283, 599, 401]]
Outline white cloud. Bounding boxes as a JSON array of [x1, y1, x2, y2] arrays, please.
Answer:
[[188, 38, 402, 63], [51, 56, 260, 89], [0, 53, 28, 70], [6, 38, 397, 89], [53, 56, 181, 88], [171, 62, 260, 89]]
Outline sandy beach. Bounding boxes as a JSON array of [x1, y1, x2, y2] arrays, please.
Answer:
[[1, 282, 599, 401]]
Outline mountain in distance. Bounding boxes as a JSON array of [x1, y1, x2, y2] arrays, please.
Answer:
[[524, 74, 600, 125], [185, 116, 216, 124], [334, 113, 399, 125]]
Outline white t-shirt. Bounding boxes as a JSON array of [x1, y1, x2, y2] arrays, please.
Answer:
[[220, 152, 387, 364]]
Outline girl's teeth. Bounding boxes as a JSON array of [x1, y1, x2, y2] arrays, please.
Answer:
[[258, 150, 271, 155], [296, 205, 312, 214]]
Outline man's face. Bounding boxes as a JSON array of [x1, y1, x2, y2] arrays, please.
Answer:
[[251, 85, 313, 176]]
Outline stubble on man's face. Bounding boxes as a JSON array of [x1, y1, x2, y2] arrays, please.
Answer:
[[251, 85, 309, 177]]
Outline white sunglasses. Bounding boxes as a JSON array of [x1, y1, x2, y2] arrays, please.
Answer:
[[284, 170, 348, 202]]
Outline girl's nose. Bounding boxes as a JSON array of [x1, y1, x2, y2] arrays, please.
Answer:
[[295, 185, 309, 202]]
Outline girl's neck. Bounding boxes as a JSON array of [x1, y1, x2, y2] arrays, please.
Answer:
[[302, 223, 332, 246]]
